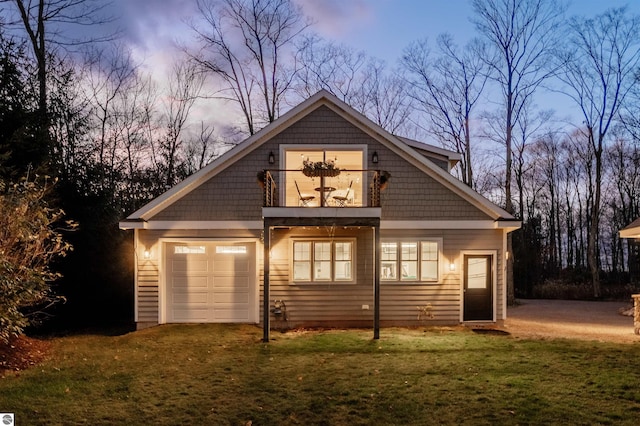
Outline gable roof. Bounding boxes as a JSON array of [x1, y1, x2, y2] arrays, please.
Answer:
[[620, 218, 640, 238], [120, 90, 516, 226]]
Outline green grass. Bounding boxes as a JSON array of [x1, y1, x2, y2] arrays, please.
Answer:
[[2, 325, 640, 425]]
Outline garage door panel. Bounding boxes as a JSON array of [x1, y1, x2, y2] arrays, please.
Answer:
[[166, 242, 256, 323], [213, 291, 249, 304], [172, 292, 209, 304], [214, 309, 250, 320], [172, 259, 209, 273], [212, 276, 249, 289], [172, 275, 208, 288], [213, 259, 250, 273], [173, 309, 208, 321]]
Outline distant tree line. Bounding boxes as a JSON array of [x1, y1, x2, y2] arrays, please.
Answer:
[[1, 0, 640, 336]]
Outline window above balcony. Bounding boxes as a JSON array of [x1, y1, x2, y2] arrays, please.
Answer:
[[283, 146, 366, 207]]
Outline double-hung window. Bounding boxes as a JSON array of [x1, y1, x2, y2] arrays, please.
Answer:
[[292, 240, 354, 283], [381, 240, 441, 282]]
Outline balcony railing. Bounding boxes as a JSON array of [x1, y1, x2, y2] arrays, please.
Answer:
[[260, 169, 384, 208]]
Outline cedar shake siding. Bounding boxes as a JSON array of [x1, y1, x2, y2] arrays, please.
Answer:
[[151, 105, 490, 222]]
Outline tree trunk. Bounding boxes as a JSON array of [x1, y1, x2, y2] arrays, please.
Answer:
[[464, 117, 473, 188], [588, 141, 603, 298], [505, 90, 516, 306]]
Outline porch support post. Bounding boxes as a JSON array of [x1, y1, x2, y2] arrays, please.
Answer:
[[263, 222, 271, 342], [374, 224, 380, 339]]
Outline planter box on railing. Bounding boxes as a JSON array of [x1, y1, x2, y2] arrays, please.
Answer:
[[302, 168, 341, 178]]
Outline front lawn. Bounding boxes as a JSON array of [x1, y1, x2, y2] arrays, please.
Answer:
[[1, 325, 640, 425]]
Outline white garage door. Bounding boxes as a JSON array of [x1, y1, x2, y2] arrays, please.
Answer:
[[165, 241, 256, 323]]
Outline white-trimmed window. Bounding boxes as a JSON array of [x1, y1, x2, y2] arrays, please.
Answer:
[[174, 245, 206, 254], [381, 240, 441, 282], [292, 240, 354, 283]]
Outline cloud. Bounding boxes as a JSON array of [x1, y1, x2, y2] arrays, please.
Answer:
[[109, 0, 198, 51], [294, 0, 375, 39]]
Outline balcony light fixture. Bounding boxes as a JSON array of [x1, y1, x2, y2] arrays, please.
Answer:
[[449, 262, 456, 271], [372, 151, 379, 163], [268, 151, 275, 164], [144, 250, 150, 259]]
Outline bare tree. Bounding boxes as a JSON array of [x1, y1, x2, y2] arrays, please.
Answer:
[[294, 34, 367, 105], [294, 35, 414, 135], [360, 63, 414, 135], [402, 35, 488, 188], [513, 104, 555, 220], [472, 0, 564, 213], [183, 122, 226, 175], [3, 0, 114, 171], [607, 135, 640, 274], [158, 60, 207, 188], [472, 0, 565, 305], [83, 44, 136, 192], [557, 7, 640, 297], [190, 0, 308, 135]]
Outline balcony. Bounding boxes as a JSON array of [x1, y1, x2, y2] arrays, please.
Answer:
[[260, 169, 386, 207], [260, 169, 383, 224]]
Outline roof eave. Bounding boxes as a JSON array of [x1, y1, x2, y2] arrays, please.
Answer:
[[495, 219, 522, 233], [620, 218, 640, 238], [119, 219, 147, 230]]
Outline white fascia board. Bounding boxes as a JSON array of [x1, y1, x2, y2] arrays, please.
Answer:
[[381, 220, 505, 230], [620, 227, 640, 238], [120, 220, 264, 230], [119, 220, 146, 230], [495, 220, 522, 232], [396, 136, 462, 162]]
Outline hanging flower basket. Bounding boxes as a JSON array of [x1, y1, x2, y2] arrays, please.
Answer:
[[302, 160, 340, 178], [379, 170, 391, 191]]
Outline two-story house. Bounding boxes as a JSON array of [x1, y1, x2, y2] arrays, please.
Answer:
[[119, 90, 520, 340]]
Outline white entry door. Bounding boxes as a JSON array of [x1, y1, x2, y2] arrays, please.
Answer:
[[165, 241, 256, 323]]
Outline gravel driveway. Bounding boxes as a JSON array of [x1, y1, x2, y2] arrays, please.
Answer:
[[505, 299, 638, 343]]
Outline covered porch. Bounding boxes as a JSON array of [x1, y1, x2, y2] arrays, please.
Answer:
[[261, 212, 381, 342]]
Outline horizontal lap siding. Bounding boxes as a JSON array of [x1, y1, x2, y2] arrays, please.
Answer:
[[266, 228, 505, 327], [137, 261, 159, 323], [380, 229, 504, 324], [267, 228, 374, 327]]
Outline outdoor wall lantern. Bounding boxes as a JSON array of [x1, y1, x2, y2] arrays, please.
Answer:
[[268, 151, 275, 164], [372, 151, 379, 164], [143, 250, 151, 260], [449, 262, 456, 271]]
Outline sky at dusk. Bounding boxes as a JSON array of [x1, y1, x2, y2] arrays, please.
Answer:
[[97, 0, 639, 133], [6, 0, 637, 137], [109, 0, 640, 63], [112, 0, 640, 62]]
